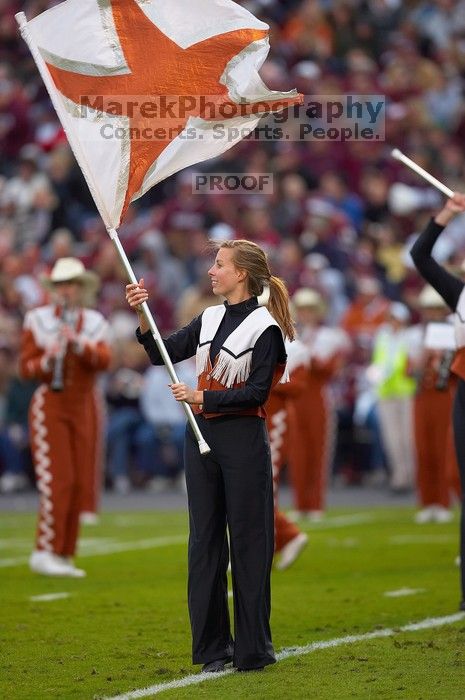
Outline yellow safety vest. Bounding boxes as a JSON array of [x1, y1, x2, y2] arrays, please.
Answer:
[[372, 330, 416, 399]]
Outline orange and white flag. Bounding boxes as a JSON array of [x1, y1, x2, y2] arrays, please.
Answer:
[[18, 0, 302, 229]]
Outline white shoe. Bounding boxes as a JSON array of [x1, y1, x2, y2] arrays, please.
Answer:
[[275, 533, 309, 570], [432, 506, 453, 523], [59, 556, 86, 577], [29, 550, 84, 577], [414, 507, 435, 524], [79, 512, 99, 525]]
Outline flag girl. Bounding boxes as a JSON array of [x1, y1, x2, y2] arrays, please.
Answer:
[[126, 239, 292, 672]]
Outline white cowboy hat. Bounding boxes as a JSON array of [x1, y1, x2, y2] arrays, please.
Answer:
[[41, 257, 100, 305], [418, 285, 446, 308], [292, 288, 324, 309]]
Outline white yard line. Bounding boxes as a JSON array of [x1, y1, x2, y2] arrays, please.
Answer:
[[304, 513, 375, 529], [384, 588, 426, 598], [0, 513, 386, 566], [29, 592, 71, 602], [80, 537, 117, 547], [104, 612, 465, 700], [0, 524, 457, 568], [111, 516, 177, 528], [0, 539, 31, 549], [80, 536, 186, 556], [0, 536, 186, 568], [0, 556, 28, 568], [326, 537, 360, 548], [389, 534, 456, 545]]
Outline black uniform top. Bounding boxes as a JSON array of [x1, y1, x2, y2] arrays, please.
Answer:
[[410, 217, 465, 399], [136, 296, 286, 415], [410, 218, 464, 312]]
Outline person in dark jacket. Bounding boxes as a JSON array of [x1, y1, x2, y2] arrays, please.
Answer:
[[410, 191, 465, 612], [126, 239, 293, 672]]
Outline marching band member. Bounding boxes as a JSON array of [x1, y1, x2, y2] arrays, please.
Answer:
[[287, 289, 350, 520], [20, 257, 111, 577], [265, 337, 309, 570], [409, 285, 455, 522]]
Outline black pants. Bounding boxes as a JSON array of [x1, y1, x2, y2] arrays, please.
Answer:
[[184, 414, 276, 670], [452, 381, 465, 602]]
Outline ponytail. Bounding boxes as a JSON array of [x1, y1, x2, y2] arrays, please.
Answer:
[[268, 275, 295, 341]]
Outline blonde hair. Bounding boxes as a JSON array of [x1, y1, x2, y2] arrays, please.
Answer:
[[215, 239, 295, 341]]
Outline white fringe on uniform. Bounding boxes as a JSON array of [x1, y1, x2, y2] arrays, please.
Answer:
[[197, 305, 288, 387]]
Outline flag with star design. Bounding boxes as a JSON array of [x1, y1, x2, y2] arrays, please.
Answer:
[[19, 0, 302, 229]]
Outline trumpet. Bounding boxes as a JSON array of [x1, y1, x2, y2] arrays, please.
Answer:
[[50, 304, 73, 392]]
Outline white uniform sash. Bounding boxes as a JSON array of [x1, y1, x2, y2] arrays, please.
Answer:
[[196, 305, 286, 388]]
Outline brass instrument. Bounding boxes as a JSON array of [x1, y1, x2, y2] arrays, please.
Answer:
[[50, 304, 74, 392]]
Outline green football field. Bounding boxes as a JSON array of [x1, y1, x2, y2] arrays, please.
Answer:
[[1, 506, 465, 699]]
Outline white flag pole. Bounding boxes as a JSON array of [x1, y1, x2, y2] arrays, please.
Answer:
[[16, 11, 210, 455], [108, 228, 211, 454], [391, 149, 454, 198]]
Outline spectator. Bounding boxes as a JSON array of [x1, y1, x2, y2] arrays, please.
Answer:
[[0, 144, 56, 248], [140, 359, 197, 493], [105, 339, 152, 495], [0, 348, 37, 494]]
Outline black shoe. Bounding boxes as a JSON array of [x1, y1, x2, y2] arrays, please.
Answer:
[[201, 657, 232, 673], [237, 666, 264, 672], [460, 600, 465, 612]]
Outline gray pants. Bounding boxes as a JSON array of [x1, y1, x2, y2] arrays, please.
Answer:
[[377, 396, 416, 489]]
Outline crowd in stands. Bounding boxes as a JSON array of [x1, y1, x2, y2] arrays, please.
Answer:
[[1, 0, 465, 504]]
